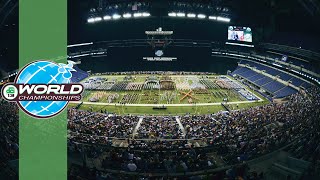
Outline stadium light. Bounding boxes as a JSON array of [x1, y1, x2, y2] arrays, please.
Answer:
[[225, 42, 254, 47], [123, 13, 132, 18], [209, 16, 217, 20], [177, 12, 185, 17], [187, 13, 196, 18], [67, 42, 93, 48], [217, 16, 230, 22], [87, 18, 95, 23], [197, 14, 206, 19], [168, 12, 177, 17], [142, 12, 151, 17], [112, 14, 121, 20], [94, 17, 102, 22], [72, 53, 91, 58], [103, 15, 111, 20], [133, 13, 142, 17]]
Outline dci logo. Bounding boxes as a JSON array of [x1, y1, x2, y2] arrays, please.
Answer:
[[1, 60, 84, 118]]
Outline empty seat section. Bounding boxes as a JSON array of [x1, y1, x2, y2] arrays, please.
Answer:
[[239, 70, 259, 78], [232, 67, 249, 75], [266, 68, 281, 76], [254, 76, 273, 86], [290, 77, 304, 87], [263, 81, 285, 93], [275, 86, 297, 98], [278, 73, 293, 81], [300, 82, 311, 89], [247, 74, 265, 82]]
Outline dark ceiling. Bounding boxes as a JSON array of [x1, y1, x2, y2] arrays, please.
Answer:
[[0, 0, 319, 76], [0, 0, 18, 77], [70, 0, 320, 30], [68, 0, 320, 49]]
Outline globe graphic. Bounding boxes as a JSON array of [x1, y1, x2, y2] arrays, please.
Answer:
[[16, 61, 73, 118]]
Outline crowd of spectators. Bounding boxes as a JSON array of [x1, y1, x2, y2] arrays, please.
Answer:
[[0, 98, 18, 178], [67, 87, 320, 175], [101, 145, 217, 173], [136, 116, 184, 139], [68, 109, 139, 144]]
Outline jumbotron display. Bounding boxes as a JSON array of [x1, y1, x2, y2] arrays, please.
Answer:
[[228, 26, 253, 42]]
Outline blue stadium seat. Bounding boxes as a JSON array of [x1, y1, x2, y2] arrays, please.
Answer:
[[289, 77, 304, 87], [278, 73, 293, 81], [266, 68, 280, 76], [254, 77, 273, 86], [231, 67, 248, 75], [263, 81, 285, 93], [300, 82, 312, 89], [239, 69, 258, 78], [71, 66, 89, 82], [274, 86, 298, 98], [247, 74, 265, 82]]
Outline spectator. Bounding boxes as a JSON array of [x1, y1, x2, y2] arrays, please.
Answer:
[[127, 160, 137, 172]]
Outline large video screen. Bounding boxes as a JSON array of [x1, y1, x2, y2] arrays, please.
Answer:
[[228, 26, 252, 42]]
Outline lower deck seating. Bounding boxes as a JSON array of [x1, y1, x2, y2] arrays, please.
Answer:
[[247, 74, 265, 82], [278, 73, 293, 81], [254, 76, 273, 86], [275, 86, 298, 98], [289, 77, 304, 87], [263, 81, 285, 93], [238, 60, 312, 88], [300, 82, 312, 89], [232, 66, 298, 98]]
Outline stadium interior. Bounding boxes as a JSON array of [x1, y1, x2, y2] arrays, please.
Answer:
[[1, 0, 320, 179]]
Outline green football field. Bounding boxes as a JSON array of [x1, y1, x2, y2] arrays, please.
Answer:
[[69, 74, 269, 115]]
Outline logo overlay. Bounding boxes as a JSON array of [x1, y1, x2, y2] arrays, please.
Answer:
[[1, 60, 84, 118]]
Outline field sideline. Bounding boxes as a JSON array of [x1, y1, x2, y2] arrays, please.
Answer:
[[68, 100, 268, 115]]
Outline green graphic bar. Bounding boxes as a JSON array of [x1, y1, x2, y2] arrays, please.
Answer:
[[19, 0, 67, 179]]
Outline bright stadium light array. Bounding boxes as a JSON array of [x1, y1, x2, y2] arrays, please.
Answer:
[[112, 14, 121, 20], [123, 13, 132, 18], [187, 13, 196, 18], [217, 16, 231, 22], [67, 42, 93, 48], [133, 12, 142, 17], [197, 14, 206, 19], [209, 16, 217, 20], [177, 12, 186, 17], [87, 18, 95, 23], [94, 17, 102, 22], [168, 11, 231, 23], [142, 12, 151, 17], [168, 12, 177, 17], [8, 72, 18, 78], [87, 12, 151, 23], [103, 15, 111, 20]]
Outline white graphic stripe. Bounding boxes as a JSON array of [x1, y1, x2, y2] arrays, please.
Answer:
[[23, 101, 33, 108], [48, 72, 62, 84], [23, 63, 53, 84], [35, 101, 56, 115]]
